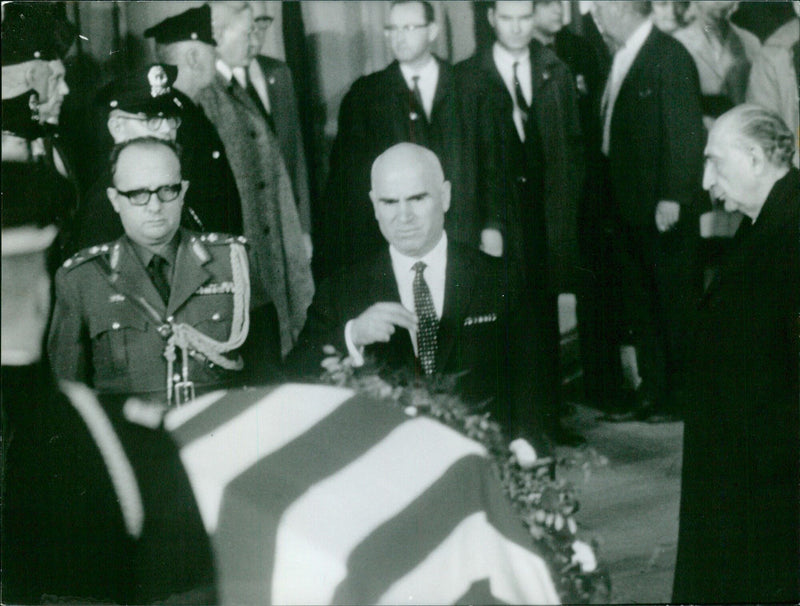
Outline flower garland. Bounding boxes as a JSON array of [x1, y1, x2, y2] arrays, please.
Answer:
[[319, 348, 611, 604]]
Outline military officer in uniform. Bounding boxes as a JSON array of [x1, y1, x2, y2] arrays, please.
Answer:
[[48, 137, 277, 405]]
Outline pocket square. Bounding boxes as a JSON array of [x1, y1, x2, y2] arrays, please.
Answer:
[[463, 313, 498, 327]]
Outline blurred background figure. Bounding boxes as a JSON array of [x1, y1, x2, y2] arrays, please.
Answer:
[[248, 1, 313, 260], [674, 1, 760, 129], [649, 1, 691, 35], [746, 0, 799, 167], [201, 1, 313, 356]]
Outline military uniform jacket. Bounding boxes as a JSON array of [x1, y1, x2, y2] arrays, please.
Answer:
[[48, 229, 251, 399]]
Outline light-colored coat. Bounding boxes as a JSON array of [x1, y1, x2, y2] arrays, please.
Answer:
[[198, 73, 314, 355]]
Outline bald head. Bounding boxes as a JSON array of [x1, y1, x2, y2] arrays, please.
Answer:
[[370, 143, 451, 258]]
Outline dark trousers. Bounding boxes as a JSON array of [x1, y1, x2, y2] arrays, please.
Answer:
[[611, 216, 700, 411]]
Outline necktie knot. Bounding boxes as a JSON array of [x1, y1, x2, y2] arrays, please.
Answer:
[[412, 260, 427, 275], [512, 61, 530, 117]]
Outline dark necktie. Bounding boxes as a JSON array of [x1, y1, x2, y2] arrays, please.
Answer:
[[147, 254, 171, 305], [513, 61, 530, 122], [412, 261, 438, 376], [411, 75, 427, 122], [232, 73, 276, 133]]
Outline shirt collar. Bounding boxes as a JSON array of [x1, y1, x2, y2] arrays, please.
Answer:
[[127, 231, 180, 270], [216, 59, 236, 83], [389, 231, 447, 277], [492, 42, 531, 70], [399, 56, 438, 85], [619, 19, 652, 57]]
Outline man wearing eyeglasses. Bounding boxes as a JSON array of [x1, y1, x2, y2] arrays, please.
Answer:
[[317, 0, 477, 280], [48, 137, 277, 404]]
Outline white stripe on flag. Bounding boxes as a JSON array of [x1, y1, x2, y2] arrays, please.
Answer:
[[378, 511, 560, 605], [271, 417, 486, 605], [178, 384, 354, 532], [164, 389, 228, 432]]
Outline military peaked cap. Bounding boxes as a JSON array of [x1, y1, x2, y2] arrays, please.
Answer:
[[1, 2, 77, 66], [95, 64, 184, 116], [144, 5, 216, 46]]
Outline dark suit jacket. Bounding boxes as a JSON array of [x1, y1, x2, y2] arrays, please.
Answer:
[[456, 44, 585, 292], [252, 55, 311, 234], [607, 27, 705, 227], [318, 59, 477, 278], [288, 242, 542, 442], [674, 168, 800, 603]]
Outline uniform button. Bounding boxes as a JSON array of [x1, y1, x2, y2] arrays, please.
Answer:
[[257, 181, 266, 190], [112, 322, 121, 330], [212, 150, 220, 159], [167, 315, 174, 322], [208, 362, 215, 369], [516, 176, 528, 184], [249, 131, 257, 139], [173, 374, 181, 382], [212, 312, 221, 321]]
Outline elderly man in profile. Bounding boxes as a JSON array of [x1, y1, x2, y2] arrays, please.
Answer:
[[288, 143, 544, 447], [673, 105, 799, 604], [49, 137, 277, 405], [200, 1, 313, 356]]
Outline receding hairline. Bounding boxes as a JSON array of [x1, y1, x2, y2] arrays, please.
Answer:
[[110, 137, 181, 183]]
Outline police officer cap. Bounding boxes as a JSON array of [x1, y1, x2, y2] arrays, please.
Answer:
[[1, 2, 77, 66], [144, 5, 217, 46], [95, 64, 184, 116], [1, 162, 68, 255]]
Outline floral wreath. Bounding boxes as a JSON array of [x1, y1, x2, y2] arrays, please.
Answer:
[[318, 347, 611, 604]]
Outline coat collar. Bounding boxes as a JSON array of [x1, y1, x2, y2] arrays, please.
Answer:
[[477, 43, 561, 100], [436, 245, 476, 370]]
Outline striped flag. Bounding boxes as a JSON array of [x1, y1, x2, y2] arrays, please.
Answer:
[[165, 384, 559, 605]]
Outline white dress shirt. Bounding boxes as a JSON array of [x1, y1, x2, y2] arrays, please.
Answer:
[[601, 19, 653, 156], [345, 233, 448, 365], [216, 59, 241, 86], [492, 42, 532, 142], [399, 57, 439, 120], [248, 59, 273, 114]]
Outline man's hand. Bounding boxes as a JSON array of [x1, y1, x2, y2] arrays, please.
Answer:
[[302, 233, 313, 260], [349, 302, 417, 348], [480, 228, 503, 257], [655, 200, 681, 233]]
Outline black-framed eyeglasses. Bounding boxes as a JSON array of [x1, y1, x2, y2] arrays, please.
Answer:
[[122, 114, 182, 132], [114, 183, 183, 206], [254, 15, 274, 31], [383, 23, 429, 35]]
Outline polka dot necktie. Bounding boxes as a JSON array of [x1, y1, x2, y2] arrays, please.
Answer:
[[412, 261, 438, 376]]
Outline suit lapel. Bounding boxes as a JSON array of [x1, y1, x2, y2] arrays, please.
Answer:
[[167, 231, 213, 317], [371, 250, 415, 361], [616, 28, 659, 103], [436, 247, 475, 370], [217, 72, 262, 119], [431, 58, 451, 118]]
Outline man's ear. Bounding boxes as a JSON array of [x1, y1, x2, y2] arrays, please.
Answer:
[[427, 21, 440, 44], [487, 8, 496, 28], [107, 115, 124, 143], [749, 145, 768, 176], [107, 187, 122, 214], [441, 180, 452, 213], [369, 190, 381, 218]]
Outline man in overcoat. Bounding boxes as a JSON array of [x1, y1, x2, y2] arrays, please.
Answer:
[[673, 105, 800, 604], [200, 1, 313, 356]]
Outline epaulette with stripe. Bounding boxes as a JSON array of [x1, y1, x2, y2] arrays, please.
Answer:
[[197, 233, 248, 246], [61, 243, 113, 270]]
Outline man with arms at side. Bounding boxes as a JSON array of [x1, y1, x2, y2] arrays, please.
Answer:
[[200, 1, 313, 356], [318, 0, 476, 279], [2, 161, 215, 605], [49, 137, 278, 405], [456, 1, 585, 444], [288, 143, 544, 448], [247, 1, 313, 258], [673, 105, 799, 604], [593, 1, 705, 423], [145, 4, 244, 236]]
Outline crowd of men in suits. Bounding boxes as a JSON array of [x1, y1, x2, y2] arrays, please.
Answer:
[[2, 1, 799, 602]]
